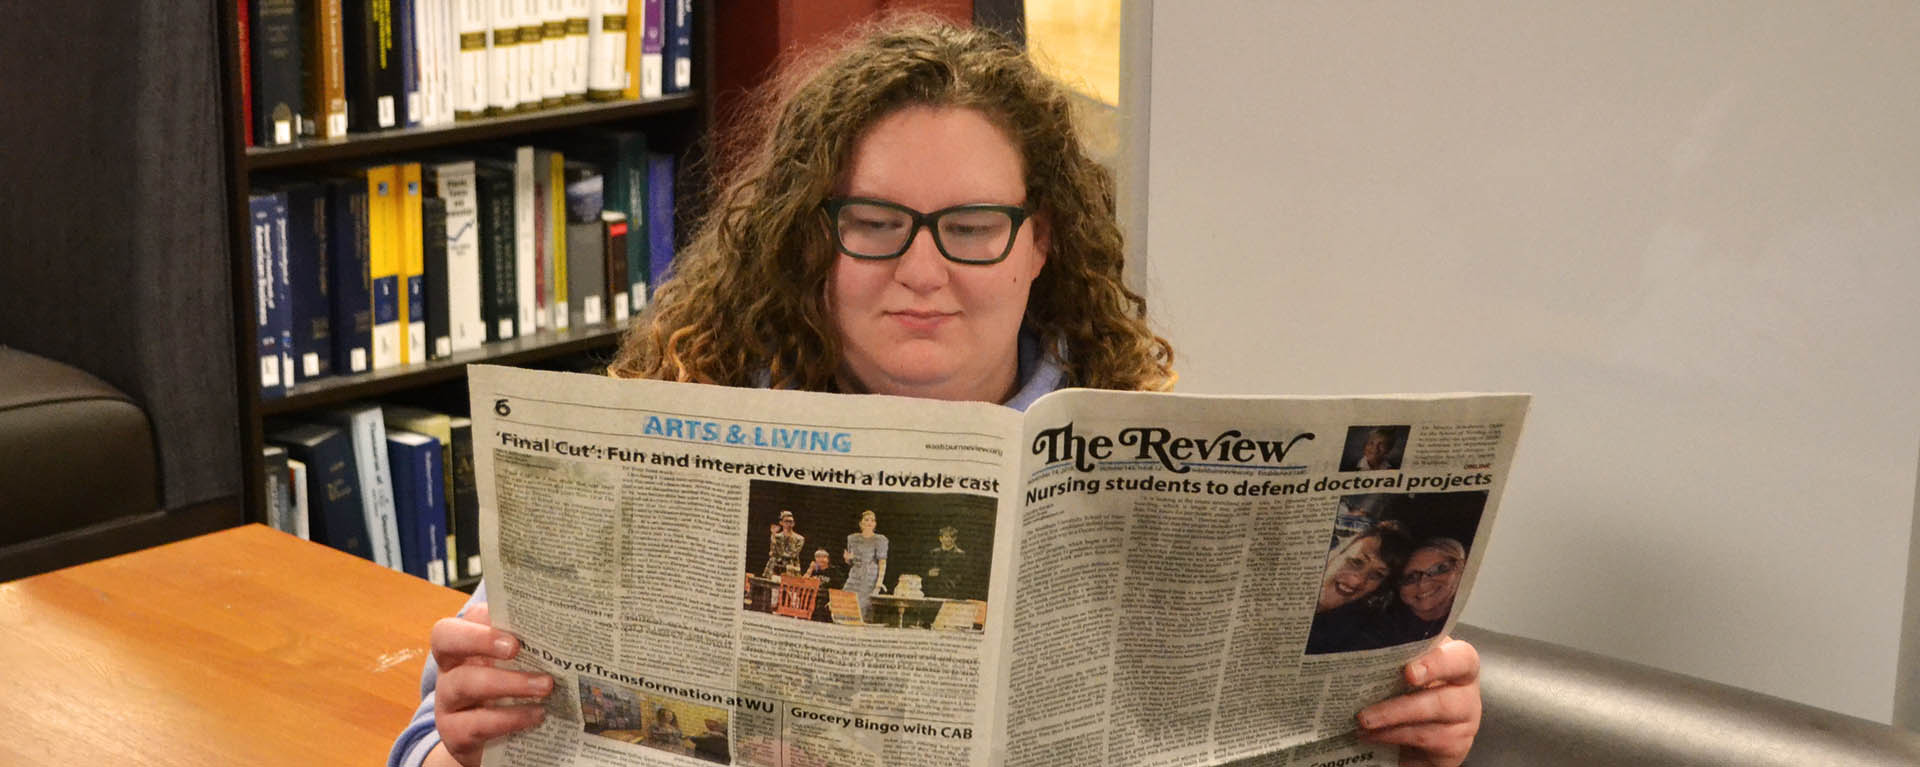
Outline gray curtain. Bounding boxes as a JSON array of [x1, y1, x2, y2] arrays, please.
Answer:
[[0, 1, 240, 510]]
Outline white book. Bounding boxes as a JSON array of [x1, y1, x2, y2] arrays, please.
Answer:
[[325, 405, 402, 571], [543, 0, 570, 102], [412, 0, 434, 125], [438, 0, 458, 124], [519, 0, 545, 108], [586, 0, 626, 98], [490, 0, 520, 111], [566, 0, 591, 99], [287, 458, 311, 540], [454, 0, 490, 117], [514, 146, 539, 334], [430, 161, 486, 352]]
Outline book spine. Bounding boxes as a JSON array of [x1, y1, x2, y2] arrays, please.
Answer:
[[638, 0, 661, 99], [547, 150, 568, 330], [343, 0, 401, 130], [353, 409, 401, 570], [264, 445, 293, 535], [587, 0, 626, 100], [305, 0, 349, 138], [385, 433, 445, 583], [250, 192, 288, 398], [399, 162, 427, 364], [514, 146, 539, 333], [565, 217, 601, 327], [285, 183, 334, 383], [240, 0, 254, 146], [422, 195, 451, 358], [395, 0, 422, 126], [665, 0, 688, 93], [423, 434, 448, 584], [436, 0, 458, 123], [620, 0, 638, 100], [453, 0, 489, 118], [287, 457, 311, 539], [542, 0, 568, 104], [433, 162, 486, 351], [367, 165, 402, 369], [566, 0, 590, 101], [277, 426, 373, 560], [488, 0, 519, 112], [477, 168, 518, 340], [415, 0, 439, 126], [251, 0, 304, 144], [615, 131, 648, 306], [448, 417, 481, 580], [645, 151, 674, 291], [517, 0, 544, 111], [327, 180, 374, 373], [604, 211, 628, 320]]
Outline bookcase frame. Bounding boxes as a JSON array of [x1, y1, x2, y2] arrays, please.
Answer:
[[212, 2, 715, 551]]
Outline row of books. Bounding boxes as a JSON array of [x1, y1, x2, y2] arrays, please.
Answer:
[[248, 134, 674, 397], [241, 0, 694, 146], [262, 404, 479, 585]]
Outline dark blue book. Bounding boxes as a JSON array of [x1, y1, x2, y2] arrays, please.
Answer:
[[664, 0, 691, 94], [645, 151, 675, 296], [393, 0, 421, 127], [283, 183, 334, 385], [325, 179, 373, 374], [386, 429, 448, 584], [267, 422, 373, 562], [249, 0, 304, 144], [250, 191, 290, 398]]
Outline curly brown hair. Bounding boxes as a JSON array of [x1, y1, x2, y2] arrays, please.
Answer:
[[607, 15, 1175, 393]]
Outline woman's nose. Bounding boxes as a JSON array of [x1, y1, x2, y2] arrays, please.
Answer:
[[893, 227, 951, 292]]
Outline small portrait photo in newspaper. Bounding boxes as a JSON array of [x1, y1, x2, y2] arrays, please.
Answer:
[[579, 676, 734, 764], [1305, 490, 1488, 655], [1338, 424, 1410, 472], [741, 479, 996, 632]]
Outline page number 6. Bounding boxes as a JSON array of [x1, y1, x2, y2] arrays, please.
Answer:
[[495, 398, 512, 416]]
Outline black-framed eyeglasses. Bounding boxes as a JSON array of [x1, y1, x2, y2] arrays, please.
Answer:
[[820, 197, 1030, 265], [1401, 560, 1459, 586]]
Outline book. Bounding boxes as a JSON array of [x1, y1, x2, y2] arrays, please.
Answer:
[[645, 150, 674, 292], [395, 0, 423, 126], [636, 0, 662, 99], [663, 0, 689, 93], [343, 0, 402, 130], [287, 457, 311, 539], [512, 146, 539, 333], [517, 0, 544, 111], [325, 178, 373, 374], [387, 429, 449, 584], [488, 0, 521, 113], [249, 0, 303, 145], [620, 0, 639, 100], [602, 210, 630, 320], [421, 194, 451, 358], [239, 0, 254, 146], [249, 190, 290, 398], [267, 422, 372, 561], [323, 404, 401, 570], [452, 0, 490, 119], [565, 0, 591, 101], [447, 416, 482, 580], [302, 0, 349, 138], [564, 129, 648, 307], [263, 444, 295, 535], [586, 0, 626, 100], [365, 164, 402, 369], [282, 182, 334, 384], [541, 149, 569, 330], [563, 165, 605, 328], [399, 162, 427, 364], [541, 0, 568, 105], [384, 407, 458, 581], [427, 160, 485, 352], [474, 160, 519, 341]]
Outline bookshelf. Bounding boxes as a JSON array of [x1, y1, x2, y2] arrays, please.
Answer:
[[213, 2, 714, 585]]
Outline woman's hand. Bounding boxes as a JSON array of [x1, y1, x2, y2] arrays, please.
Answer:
[[1355, 637, 1480, 767], [425, 603, 553, 767]]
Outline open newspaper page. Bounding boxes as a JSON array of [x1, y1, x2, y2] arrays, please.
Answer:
[[470, 365, 1030, 767], [996, 390, 1529, 767]]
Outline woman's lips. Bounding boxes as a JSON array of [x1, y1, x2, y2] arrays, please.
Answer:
[[887, 310, 957, 332]]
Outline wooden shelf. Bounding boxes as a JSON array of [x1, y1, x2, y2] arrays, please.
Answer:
[[245, 94, 699, 171], [259, 319, 636, 416]]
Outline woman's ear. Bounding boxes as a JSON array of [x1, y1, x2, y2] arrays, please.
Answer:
[[1028, 212, 1051, 279]]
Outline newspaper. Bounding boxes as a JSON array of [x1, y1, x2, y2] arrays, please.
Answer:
[[469, 364, 1529, 767]]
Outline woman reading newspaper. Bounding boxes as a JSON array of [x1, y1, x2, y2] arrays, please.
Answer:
[[394, 17, 1481, 767]]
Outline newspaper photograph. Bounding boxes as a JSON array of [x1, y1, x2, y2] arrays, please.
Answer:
[[467, 364, 1529, 767]]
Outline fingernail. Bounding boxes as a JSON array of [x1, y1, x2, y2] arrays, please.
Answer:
[[494, 637, 516, 657], [1408, 662, 1429, 685], [1357, 712, 1379, 729], [530, 675, 552, 694]]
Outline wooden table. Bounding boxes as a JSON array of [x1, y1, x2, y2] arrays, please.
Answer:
[[0, 524, 469, 766]]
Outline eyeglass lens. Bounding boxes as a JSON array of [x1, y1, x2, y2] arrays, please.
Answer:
[[833, 202, 1015, 263]]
